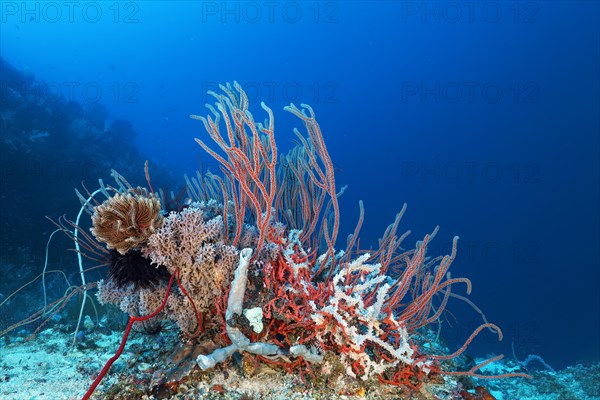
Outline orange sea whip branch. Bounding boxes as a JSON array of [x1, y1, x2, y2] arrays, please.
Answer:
[[284, 103, 340, 278], [192, 83, 277, 258], [424, 323, 532, 379]]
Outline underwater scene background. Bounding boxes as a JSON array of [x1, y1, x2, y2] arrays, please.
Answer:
[[0, 1, 598, 399]]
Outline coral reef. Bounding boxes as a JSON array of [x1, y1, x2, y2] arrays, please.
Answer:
[[44, 82, 530, 398]]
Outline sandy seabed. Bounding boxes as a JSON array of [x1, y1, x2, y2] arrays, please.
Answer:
[[1, 324, 598, 400]]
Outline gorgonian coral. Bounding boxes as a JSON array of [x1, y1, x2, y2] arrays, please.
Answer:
[[141, 201, 242, 323]]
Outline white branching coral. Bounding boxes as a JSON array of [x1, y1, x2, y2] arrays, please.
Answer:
[[309, 254, 416, 379]]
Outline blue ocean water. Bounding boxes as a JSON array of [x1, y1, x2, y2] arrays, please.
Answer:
[[0, 1, 599, 398]]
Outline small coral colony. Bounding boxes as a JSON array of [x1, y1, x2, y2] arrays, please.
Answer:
[[58, 82, 527, 397]]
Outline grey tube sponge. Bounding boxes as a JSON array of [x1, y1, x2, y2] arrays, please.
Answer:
[[196, 345, 237, 369], [197, 248, 254, 369], [196, 247, 323, 370], [246, 342, 282, 356], [290, 345, 324, 363], [226, 247, 252, 319], [225, 248, 253, 348]]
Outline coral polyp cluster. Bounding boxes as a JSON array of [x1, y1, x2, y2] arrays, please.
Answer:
[[71, 82, 529, 398]]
